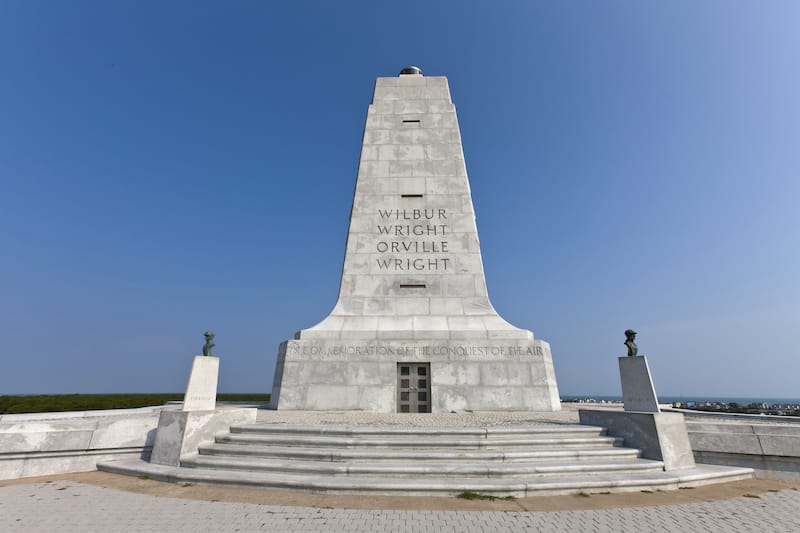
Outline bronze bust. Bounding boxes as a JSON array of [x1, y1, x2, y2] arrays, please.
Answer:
[[624, 329, 638, 357], [202, 331, 215, 357]]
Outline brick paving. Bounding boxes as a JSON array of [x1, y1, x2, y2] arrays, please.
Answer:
[[2, 480, 799, 532]]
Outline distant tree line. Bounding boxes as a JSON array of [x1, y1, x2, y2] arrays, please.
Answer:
[[682, 404, 799, 417], [0, 393, 270, 414]]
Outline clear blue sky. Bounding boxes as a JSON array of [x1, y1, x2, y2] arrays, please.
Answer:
[[1, 1, 798, 398]]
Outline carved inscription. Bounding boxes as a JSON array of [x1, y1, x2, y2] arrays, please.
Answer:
[[376, 209, 450, 271], [287, 344, 545, 358]]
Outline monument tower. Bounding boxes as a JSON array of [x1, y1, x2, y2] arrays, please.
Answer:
[[270, 67, 560, 412]]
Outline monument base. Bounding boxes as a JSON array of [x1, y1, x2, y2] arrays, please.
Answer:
[[579, 409, 696, 470], [619, 355, 660, 412], [183, 356, 219, 411], [269, 338, 560, 412], [150, 408, 257, 466]]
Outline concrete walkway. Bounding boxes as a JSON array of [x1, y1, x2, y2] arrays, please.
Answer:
[[2, 473, 798, 532]]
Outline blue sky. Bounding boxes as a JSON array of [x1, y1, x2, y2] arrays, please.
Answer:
[[1, 1, 798, 398]]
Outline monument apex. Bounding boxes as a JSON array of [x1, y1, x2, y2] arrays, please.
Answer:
[[269, 68, 560, 412]]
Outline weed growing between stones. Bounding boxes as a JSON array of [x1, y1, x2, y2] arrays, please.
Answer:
[[456, 491, 515, 501]]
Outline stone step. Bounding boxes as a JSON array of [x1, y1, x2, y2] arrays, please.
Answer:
[[197, 443, 642, 463], [99, 459, 755, 497], [181, 453, 665, 478], [230, 423, 607, 438], [215, 432, 623, 449]]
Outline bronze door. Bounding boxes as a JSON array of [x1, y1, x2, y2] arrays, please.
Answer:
[[397, 363, 431, 413]]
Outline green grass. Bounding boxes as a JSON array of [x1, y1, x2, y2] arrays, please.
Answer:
[[456, 491, 515, 501], [0, 393, 270, 414]]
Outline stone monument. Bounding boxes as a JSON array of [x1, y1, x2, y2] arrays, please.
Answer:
[[579, 330, 695, 470], [269, 67, 560, 412], [151, 332, 258, 467], [182, 332, 220, 411], [618, 330, 660, 413]]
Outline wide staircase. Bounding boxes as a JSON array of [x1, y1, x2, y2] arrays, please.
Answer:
[[99, 420, 752, 496]]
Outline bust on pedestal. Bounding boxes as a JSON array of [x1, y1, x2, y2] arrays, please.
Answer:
[[579, 330, 695, 470], [619, 329, 660, 413], [182, 331, 219, 411], [151, 332, 256, 466]]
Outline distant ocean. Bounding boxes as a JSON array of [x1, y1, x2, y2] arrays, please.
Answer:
[[562, 395, 800, 404]]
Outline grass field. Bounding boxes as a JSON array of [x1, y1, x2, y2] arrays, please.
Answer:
[[0, 393, 270, 415]]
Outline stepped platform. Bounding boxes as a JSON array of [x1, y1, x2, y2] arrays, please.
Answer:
[[99, 411, 752, 497]]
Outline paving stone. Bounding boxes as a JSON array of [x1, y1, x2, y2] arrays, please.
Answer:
[[2, 480, 800, 532]]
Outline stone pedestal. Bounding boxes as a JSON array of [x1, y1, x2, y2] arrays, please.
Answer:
[[619, 356, 660, 412], [150, 408, 257, 466], [150, 355, 255, 467], [269, 69, 560, 412], [579, 410, 696, 470], [183, 356, 219, 411]]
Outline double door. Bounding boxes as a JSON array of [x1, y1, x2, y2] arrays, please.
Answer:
[[397, 363, 431, 413]]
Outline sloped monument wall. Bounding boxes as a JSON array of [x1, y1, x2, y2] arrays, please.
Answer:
[[270, 68, 560, 412]]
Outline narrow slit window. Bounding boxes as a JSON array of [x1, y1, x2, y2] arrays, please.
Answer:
[[402, 119, 421, 124], [399, 284, 426, 289], [401, 194, 423, 198]]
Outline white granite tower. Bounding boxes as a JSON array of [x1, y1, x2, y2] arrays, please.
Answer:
[[270, 67, 560, 412]]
